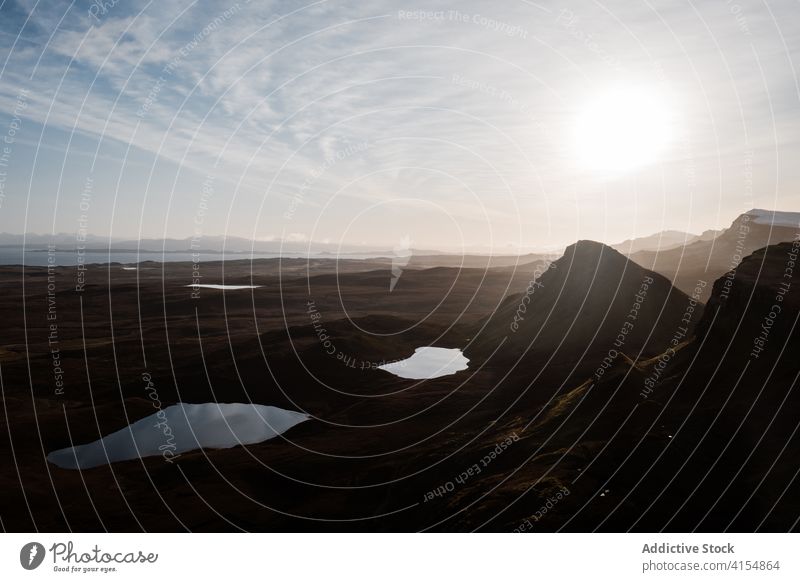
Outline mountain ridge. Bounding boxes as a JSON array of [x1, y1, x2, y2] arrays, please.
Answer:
[[467, 240, 696, 376]]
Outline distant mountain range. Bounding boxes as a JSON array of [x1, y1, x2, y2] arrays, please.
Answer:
[[0, 233, 447, 256], [611, 228, 721, 254], [1, 209, 796, 267], [626, 209, 799, 301]]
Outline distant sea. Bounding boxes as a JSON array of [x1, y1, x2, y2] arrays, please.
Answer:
[[0, 249, 389, 267]]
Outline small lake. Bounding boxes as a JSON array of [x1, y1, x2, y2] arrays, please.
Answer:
[[378, 347, 469, 379], [47, 403, 309, 469], [185, 284, 262, 290]]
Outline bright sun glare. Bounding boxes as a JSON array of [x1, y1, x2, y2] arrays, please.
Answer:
[[574, 85, 675, 174]]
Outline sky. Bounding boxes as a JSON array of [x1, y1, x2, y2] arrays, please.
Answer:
[[0, 0, 798, 251]]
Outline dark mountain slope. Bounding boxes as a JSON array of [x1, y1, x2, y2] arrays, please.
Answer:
[[467, 240, 697, 377], [458, 239, 800, 532]]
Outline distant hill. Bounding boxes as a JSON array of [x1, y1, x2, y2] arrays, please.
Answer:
[[612, 229, 699, 254]]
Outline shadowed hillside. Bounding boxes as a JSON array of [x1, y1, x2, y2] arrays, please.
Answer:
[[468, 240, 697, 376]]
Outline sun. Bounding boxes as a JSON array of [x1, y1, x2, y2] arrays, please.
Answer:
[[573, 85, 674, 174]]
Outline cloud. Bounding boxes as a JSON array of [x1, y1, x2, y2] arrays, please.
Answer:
[[0, 0, 798, 246]]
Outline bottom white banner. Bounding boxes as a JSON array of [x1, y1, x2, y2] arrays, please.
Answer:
[[1, 533, 796, 581]]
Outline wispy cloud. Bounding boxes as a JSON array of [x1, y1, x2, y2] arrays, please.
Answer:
[[0, 0, 798, 246]]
